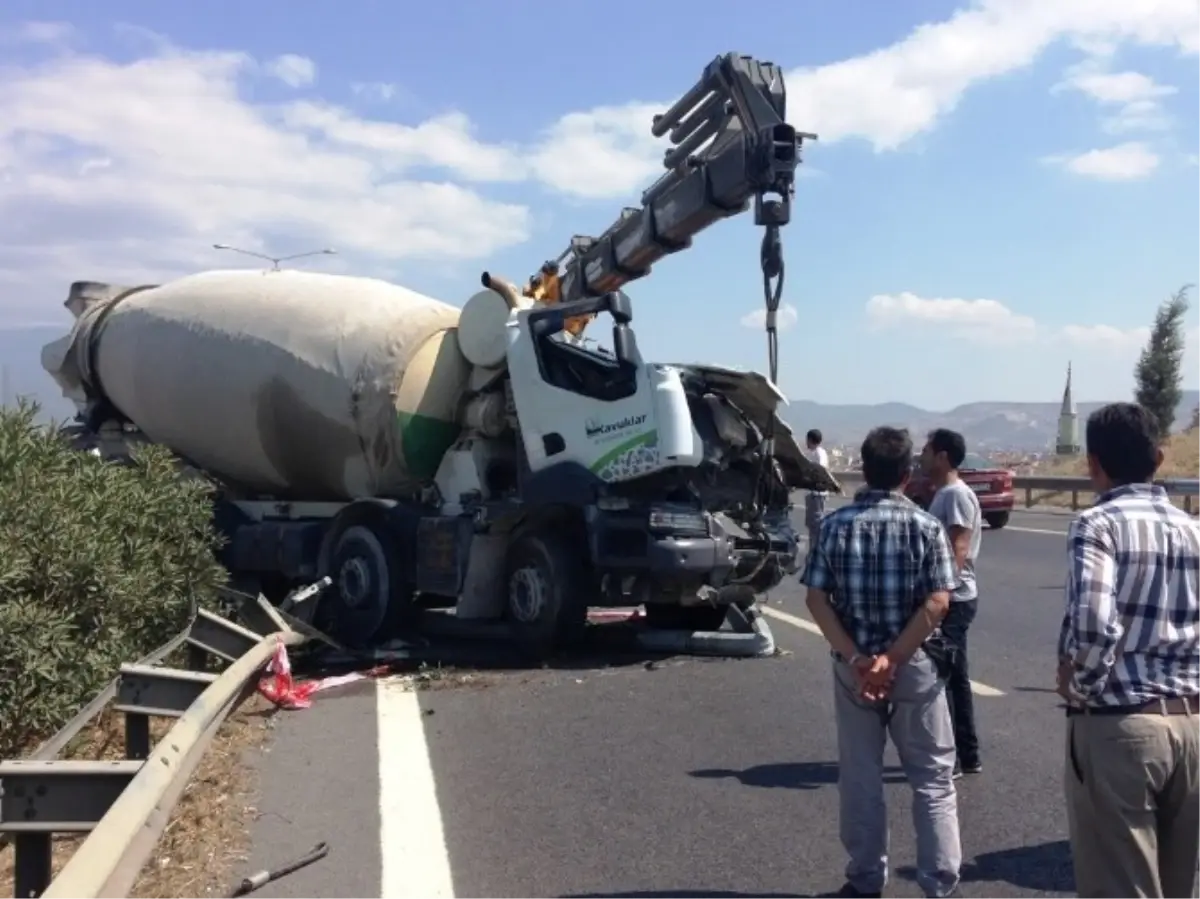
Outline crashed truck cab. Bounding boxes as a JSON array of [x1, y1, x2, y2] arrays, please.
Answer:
[[433, 276, 830, 632]]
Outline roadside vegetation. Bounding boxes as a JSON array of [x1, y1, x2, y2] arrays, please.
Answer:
[[0, 400, 228, 757], [0, 399, 276, 896]]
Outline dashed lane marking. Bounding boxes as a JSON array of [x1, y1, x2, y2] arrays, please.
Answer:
[[1006, 526, 1069, 536], [378, 679, 456, 898], [761, 605, 1008, 697]]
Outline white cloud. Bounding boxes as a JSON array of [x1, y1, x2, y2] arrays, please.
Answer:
[[1061, 323, 1152, 352], [0, 21, 76, 46], [1062, 69, 1176, 105], [265, 53, 317, 88], [529, 103, 664, 200], [0, 31, 706, 327], [740, 304, 799, 332], [865, 291, 1038, 342], [784, 0, 1197, 150], [1045, 141, 1161, 180], [1055, 66, 1177, 133], [351, 81, 401, 103], [864, 293, 1200, 383]]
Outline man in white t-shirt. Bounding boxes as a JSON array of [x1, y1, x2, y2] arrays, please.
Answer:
[[804, 428, 830, 548], [921, 428, 983, 777]]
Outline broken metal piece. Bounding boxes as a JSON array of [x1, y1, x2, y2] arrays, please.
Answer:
[[187, 608, 264, 663]]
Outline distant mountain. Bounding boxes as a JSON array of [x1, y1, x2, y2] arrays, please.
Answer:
[[0, 325, 77, 423], [784, 392, 1200, 452]]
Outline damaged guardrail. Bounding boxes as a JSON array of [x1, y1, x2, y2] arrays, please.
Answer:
[[0, 593, 309, 899], [832, 471, 1199, 514]]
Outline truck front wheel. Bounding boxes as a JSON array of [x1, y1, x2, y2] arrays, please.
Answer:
[[504, 530, 588, 659], [321, 522, 412, 648]]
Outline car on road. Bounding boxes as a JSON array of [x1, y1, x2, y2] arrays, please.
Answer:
[[906, 452, 1016, 530]]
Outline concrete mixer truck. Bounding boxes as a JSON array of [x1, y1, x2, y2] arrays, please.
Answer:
[[41, 52, 839, 656]]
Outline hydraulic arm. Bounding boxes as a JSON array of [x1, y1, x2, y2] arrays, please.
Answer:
[[523, 53, 816, 309]]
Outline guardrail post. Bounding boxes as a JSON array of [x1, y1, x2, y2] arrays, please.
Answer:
[[124, 713, 151, 762], [1071, 490, 1079, 511], [1187, 495, 1195, 516], [1024, 486, 1033, 508], [14, 833, 52, 899], [186, 643, 208, 672]]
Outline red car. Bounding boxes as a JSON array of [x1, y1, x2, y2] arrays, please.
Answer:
[[905, 452, 1015, 530]]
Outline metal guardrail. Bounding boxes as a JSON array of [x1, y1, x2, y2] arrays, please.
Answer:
[[0, 595, 308, 899], [830, 471, 1199, 514]]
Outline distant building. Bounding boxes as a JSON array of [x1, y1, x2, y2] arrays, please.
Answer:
[[1055, 362, 1081, 456]]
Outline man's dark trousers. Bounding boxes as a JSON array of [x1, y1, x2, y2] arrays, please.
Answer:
[[940, 599, 980, 768]]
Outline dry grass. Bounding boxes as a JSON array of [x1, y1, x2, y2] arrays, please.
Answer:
[[0, 695, 279, 898], [1027, 430, 1199, 513]]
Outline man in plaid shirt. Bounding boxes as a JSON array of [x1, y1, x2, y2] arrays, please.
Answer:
[[800, 426, 960, 899], [1056, 402, 1199, 899]]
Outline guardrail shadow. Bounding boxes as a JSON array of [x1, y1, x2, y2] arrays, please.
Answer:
[[690, 760, 907, 791]]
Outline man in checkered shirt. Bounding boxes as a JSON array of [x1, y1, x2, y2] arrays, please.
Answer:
[[800, 426, 960, 899], [1056, 402, 1199, 899]]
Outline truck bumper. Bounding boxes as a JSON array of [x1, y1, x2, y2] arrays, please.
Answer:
[[586, 508, 799, 586]]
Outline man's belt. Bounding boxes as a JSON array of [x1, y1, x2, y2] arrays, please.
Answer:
[[1066, 695, 1197, 717]]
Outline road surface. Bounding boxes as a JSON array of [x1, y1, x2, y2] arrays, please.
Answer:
[[241, 506, 1078, 898]]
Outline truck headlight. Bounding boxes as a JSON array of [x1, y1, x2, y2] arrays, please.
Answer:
[[648, 508, 708, 535]]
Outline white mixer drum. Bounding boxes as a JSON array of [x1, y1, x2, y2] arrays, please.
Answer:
[[43, 269, 471, 500]]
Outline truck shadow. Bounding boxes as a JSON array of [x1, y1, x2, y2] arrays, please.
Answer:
[[295, 618, 740, 681]]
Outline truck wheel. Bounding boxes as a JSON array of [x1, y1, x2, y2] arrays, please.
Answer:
[[322, 523, 412, 648], [644, 603, 729, 632], [504, 530, 588, 659], [985, 511, 1011, 530]]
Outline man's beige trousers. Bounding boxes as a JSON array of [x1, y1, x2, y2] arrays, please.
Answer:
[[1065, 706, 1199, 898]]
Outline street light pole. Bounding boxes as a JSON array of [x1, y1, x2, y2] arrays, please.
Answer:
[[211, 244, 338, 270]]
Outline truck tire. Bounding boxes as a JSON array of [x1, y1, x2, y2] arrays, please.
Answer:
[[504, 530, 589, 660], [320, 522, 413, 648], [644, 603, 729, 632], [985, 511, 1011, 530]]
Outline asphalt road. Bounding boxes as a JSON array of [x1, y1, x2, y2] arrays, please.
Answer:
[[242, 506, 1079, 898]]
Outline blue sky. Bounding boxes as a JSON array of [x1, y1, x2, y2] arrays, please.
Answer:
[[0, 0, 1197, 409]]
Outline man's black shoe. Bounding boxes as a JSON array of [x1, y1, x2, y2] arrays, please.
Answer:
[[833, 884, 882, 898], [960, 760, 982, 775]]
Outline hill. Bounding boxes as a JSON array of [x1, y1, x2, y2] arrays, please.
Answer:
[[783, 393, 1200, 452]]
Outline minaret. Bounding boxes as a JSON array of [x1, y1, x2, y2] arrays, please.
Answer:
[[1055, 361, 1081, 456]]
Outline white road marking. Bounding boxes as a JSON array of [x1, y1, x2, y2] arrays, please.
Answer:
[[378, 678, 455, 898], [761, 604, 822, 635], [1006, 526, 1068, 536], [762, 605, 1007, 697]]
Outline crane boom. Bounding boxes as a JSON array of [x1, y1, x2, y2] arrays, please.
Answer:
[[522, 52, 815, 309]]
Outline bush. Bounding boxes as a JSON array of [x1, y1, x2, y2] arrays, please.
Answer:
[[0, 401, 227, 757]]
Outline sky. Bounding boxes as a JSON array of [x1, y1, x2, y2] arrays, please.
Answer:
[[0, 0, 1197, 410]]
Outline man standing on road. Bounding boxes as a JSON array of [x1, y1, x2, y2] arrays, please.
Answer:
[[804, 428, 830, 549], [922, 428, 984, 777], [801, 426, 961, 899], [1056, 402, 1199, 899]]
